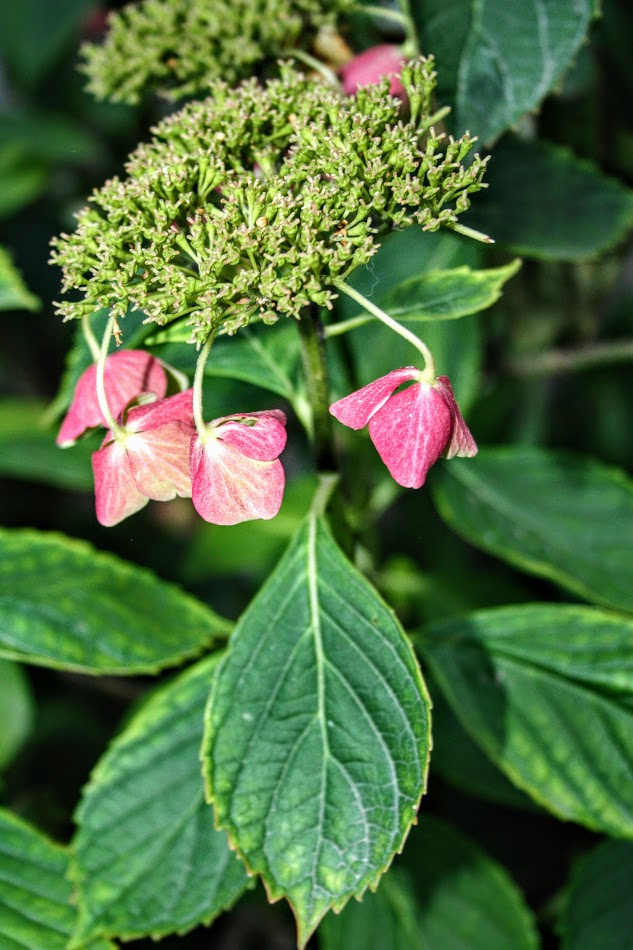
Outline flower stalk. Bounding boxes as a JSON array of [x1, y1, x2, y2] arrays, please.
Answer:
[[298, 304, 337, 472], [95, 317, 125, 439]]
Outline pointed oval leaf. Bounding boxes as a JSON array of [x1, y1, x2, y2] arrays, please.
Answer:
[[562, 840, 633, 950], [0, 808, 114, 950], [432, 447, 633, 613], [416, 0, 598, 144], [0, 528, 231, 674], [464, 139, 633, 260], [0, 245, 41, 311], [203, 515, 431, 946], [420, 604, 633, 837], [0, 659, 33, 770], [70, 654, 249, 945]]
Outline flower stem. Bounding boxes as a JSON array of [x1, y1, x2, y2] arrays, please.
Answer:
[[507, 338, 633, 376], [95, 317, 125, 439], [288, 49, 340, 87], [333, 279, 436, 378], [352, 2, 419, 53], [82, 315, 100, 361], [297, 304, 337, 472], [446, 221, 495, 244], [193, 331, 215, 438]]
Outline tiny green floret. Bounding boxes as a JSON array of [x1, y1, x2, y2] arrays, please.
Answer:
[[81, 0, 356, 104], [51, 59, 489, 342]]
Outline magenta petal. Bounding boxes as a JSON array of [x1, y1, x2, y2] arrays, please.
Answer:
[[191, 435, 285, 525], [128, 421, 194, 500], [213, 411, 287, 461], [126, 389, 194, 432], [434, 376, 478, 459], [340, 44, 405, 96], [329, 367, 419, 430], [57, 350, 168, 446], [368, 382, 452, 488], [92, 440, 148, 527]]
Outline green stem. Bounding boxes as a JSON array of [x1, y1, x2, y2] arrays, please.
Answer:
[[193, 331, 216, 438], [446, 221, 495, 244], [352, 2, 419, 53], [333, 280, 436, 378], [297, 304, 337, 472], [508, 338, 633, 377], [82, 315, 100, 361], [289, 49, 340, 87], [95, 317, 125, 439]]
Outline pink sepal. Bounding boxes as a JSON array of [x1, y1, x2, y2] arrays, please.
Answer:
[[57, 350, 167, 446], [92, 441, 149, 527], [368, 382, 452, 488], [434, 377, 478, 458], [128, 422, 194, 500], [329, 367, 418, 430], [190, 436, 285, 526], [212, 410, 287, 461], [340, 44, 406, 97], [125, 389, 194, 431]]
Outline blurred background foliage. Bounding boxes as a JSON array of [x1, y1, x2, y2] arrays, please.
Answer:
[[1, 1, 633, 947]]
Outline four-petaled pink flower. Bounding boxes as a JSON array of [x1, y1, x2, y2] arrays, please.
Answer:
[[57, 350, 168, 447], [191, 411, 287, 526], [340, 44, 406, 98], [329, 367, 477, 488], [93, 390, 195, 526]]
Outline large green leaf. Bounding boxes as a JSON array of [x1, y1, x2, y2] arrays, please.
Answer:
[[561, 840, 633, 950], [0, 528, 230, 674], [464, 138, 633, 260], [420, 603, 633, 838], [433, 447, 633, 613], [0, 808, 114, 950], [203, 507, 431, 946], [321, 816, 538, 950], [415, 0, 598, 144], [0, 246, 40, 311], [70, 654, 249, 946], [0, 399, 94, 489], [0, 0, 96, 85], [342, 261, 520, 325], [0, 660, 33, 770]]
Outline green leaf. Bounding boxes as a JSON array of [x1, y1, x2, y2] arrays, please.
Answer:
[[0, 528, 231, 674], [0, 399, 94, 489], [415, 0, 598, 144], [402, 816, 539, 950], [203, 510, 431, 946], [464, 138, 633, 260], [0, 111, 99, 165], [70, 654, 249, 945], [0, 246, 40, 311], [0, 808, 114, 950], [420, 603, 633, 838], [350, 261, 521, 323], [0, 0, 96, 86], [0, 660, 33, 770], [0, 145, 48, 218], [319, 867, 424, 950], [433, 447, 633, 613], [562, 839, 633, 950]]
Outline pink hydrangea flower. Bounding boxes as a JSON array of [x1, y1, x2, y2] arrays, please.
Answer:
[[190, 410, 287, 525], [340, 44, 406, 98], [57, 350, 168, 447], [93, 390, 195, 527], [329, 367, 477, 488]]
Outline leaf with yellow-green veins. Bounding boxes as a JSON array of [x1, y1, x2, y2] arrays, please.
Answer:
[[203, 512, 431, 946], [0, 528, 231, 674], [0, 808, 114, 950], [69, 654, 250, 946]]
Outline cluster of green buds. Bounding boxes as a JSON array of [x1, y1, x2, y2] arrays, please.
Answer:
[[81, 0, 355, 103], [51, 58, 488, 345]]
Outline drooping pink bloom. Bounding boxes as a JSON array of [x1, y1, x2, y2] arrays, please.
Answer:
[[57, 350, 168, 447], [329, 367, 477, 488], [93, 390, 195, 526], [190, 410, 287, 526], [340, 44, 406, 98]]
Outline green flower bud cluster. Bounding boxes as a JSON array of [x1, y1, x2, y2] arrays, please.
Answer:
[[82, 0, 354, 104], [51, 59, 488, 342]]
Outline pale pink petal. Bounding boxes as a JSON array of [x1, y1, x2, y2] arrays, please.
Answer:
[[340, 44, 406, 97], [57, 350, 168, 446], [191, 435, 285, 525], [127, 421, 194, 500], [213, 411, 287, 461], [329, 367, 419, 430], [92, 439, 148, 527], [368, 382, 452, 488], [434, 376, 478, 459], [126, 389, 195, 432]]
